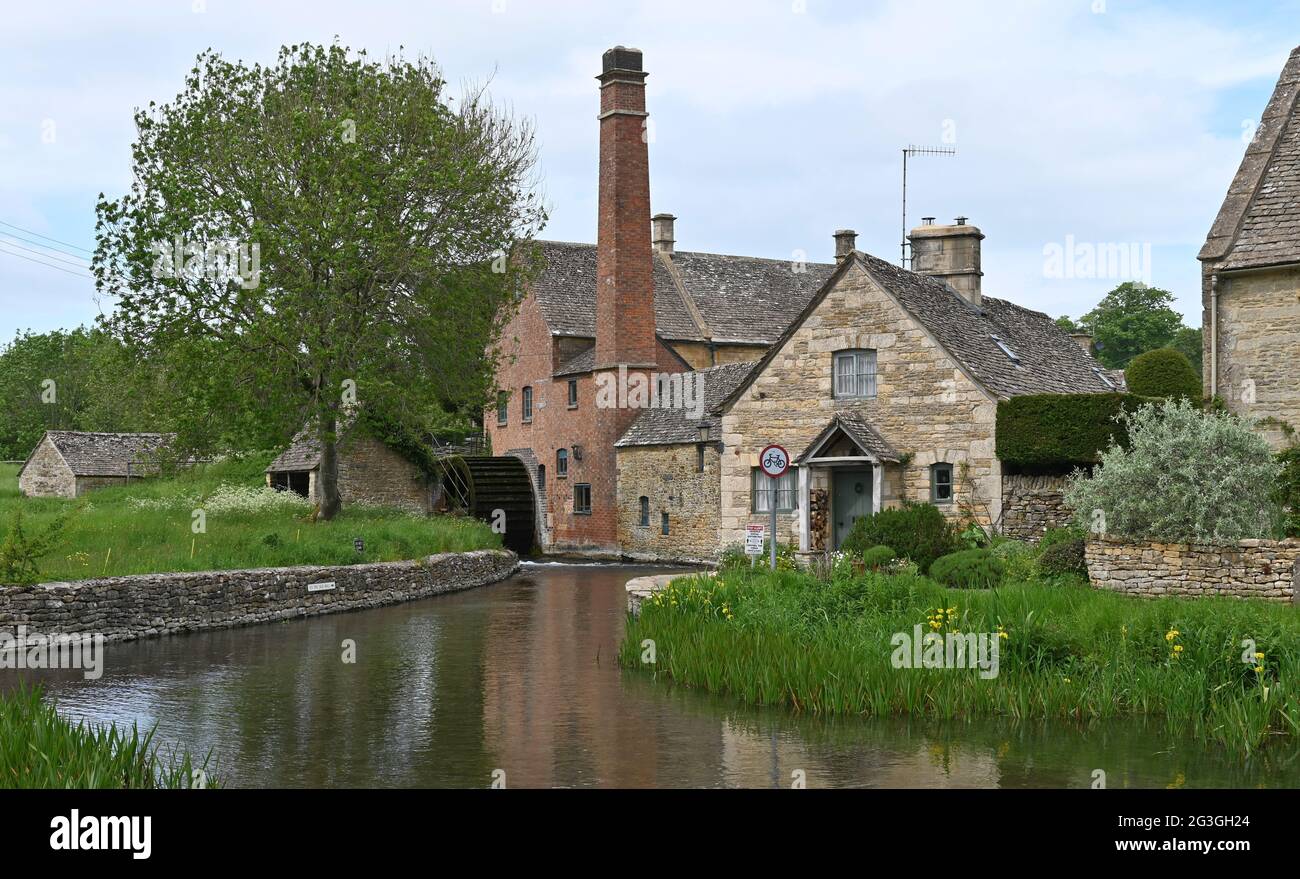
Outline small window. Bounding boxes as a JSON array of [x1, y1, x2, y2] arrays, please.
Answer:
[[752, 468, 796, 513], [496, 391, 508, 426], [574, 483, 591, 514], [556, 448, 568, 477], [639, 496, 649, 526], [931, 463, 954, 504], [567, 379, 578, 409], [537, 464, 546, 490], [661, 511, 670, 535], [990, 334, 1020, 364], [697, 444, 706, 473], [521, 386, 533, 422], [1092, 366, 1115, 390], [833, 349, 877, 399]]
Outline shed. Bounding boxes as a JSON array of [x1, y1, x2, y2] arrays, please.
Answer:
[[18, 431, 174, 498]]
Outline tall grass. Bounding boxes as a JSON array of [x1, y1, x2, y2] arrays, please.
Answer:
[[0, 685, 215, 788], [622, 567, 1300, 759], [0, 455, 500, 583]]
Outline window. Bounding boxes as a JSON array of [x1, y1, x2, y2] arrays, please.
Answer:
[[574, 483, 591, 514], [497, 391, 508, 426], [833, 349, 877, 399], [567, 379, 578, 408], [537, 464, 546, 490], [697, 444, 707, 473], [931, 463, 954, 504], [752, 468, 796, 513], [1092, 366, 1116, 390], [556, 448, 568, 477], [521, 386, 533, 422], [638, 496, 650, 526], [661, 511, 670, 536], [990, 334, 1021, 364]]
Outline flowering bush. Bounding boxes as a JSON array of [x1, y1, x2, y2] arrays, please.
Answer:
[[1065, 399, 1283, 542]]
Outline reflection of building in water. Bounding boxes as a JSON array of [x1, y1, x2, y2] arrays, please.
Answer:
[[479, 569, 725, 788]]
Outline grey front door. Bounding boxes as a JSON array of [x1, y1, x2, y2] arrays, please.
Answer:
[[832, 468, 873, 549]]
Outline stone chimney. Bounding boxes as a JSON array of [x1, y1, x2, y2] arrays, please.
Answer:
[[909, 216, 985, 306], [652, 213, 676, 254], [833, 229, 857, 261], [1069, 332, 1094, 354], [594, 46, 656, 369]]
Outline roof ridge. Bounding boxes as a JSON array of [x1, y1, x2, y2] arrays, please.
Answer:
[[657, 251, 713, 339]]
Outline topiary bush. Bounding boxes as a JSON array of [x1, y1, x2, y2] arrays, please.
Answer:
[[1037, 538, 1087, 578], [996, 393, 1150, 470], [841, 501, 957, 573], [1125, 347, 1202, 402], [929, 548, 1004, 589], [1065, 398, 1283, 542], [860, 545, 896, 571]]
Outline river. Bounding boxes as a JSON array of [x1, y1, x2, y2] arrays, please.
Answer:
[[10, 563, 1299, 788]]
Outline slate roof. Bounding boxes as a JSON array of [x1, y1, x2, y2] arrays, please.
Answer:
[[794, 412, 903, 464], [1201, 45, 1300, 270], [615, 360, 757, 447], [38, 431, 174, 478], [718, 251, 1119, 412], [530, 240, 835, 347], [554, 347, 595, 377]]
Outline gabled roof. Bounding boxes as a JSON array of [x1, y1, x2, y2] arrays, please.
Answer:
[[530, 240, 835, 345], [615, 360, 757, 447], [794, 412, 902, 464], [33, 431, 174, 478], [717, 251, 1119, 413], [1201, 45, 1300, 270]]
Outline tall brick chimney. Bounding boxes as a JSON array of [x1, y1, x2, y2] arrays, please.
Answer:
[[594, 46, 656, 369]]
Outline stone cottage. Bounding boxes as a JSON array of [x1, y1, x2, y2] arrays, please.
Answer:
[[18, 431, 174, 498], [1200, 44, 1300, 449]]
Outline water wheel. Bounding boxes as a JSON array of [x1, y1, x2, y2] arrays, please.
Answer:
[[439, 456, 535, 554]]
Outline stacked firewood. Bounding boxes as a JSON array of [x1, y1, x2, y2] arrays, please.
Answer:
[[809, 489, 829, 551]]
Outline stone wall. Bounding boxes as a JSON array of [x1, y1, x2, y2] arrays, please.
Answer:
[[616, 443, 720, 562], [719, 261, 1002, 548], [0, 550, 519, 642], [18, 436, 75, 498], [1001, 473, 1074, 542], [334, 434, 431, 513], [1085, 536, 1300, 603]]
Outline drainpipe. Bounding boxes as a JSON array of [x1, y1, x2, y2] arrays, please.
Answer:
[[1209, 273, 1218, 400]]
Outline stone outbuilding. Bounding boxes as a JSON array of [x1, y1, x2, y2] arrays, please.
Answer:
[[1200, 44, 1300, 449], [18, 431, 174, 498]]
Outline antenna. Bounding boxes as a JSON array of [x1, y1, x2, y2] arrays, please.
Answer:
[[901, 145, 956, 267]]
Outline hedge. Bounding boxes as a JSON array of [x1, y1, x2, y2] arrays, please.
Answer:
[[1126, 348, 1202, 401], [996, 393, 1152, 470]]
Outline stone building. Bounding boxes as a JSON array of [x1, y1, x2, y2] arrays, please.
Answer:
[[266, 424, 435, 514], [1200, 44, 1300, 449], [18, 431, 173, 498]]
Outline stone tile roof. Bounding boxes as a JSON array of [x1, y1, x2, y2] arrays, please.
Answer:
[[615, 360, 757, 447], [530, 240, 835, 345], [794, 412, 903, 464], [266, 423, 323, 472], [1201, 46, 1300, 270], [42, 431, 174, 477], [553, 347, 595, 377]]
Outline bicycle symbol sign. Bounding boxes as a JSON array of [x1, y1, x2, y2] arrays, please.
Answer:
[[759, 444, 789, 478]]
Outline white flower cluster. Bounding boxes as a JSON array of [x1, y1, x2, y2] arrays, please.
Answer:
[[202, 485, 312, 514]]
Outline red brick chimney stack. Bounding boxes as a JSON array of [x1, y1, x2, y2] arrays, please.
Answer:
[[594, 46, 656, 369]]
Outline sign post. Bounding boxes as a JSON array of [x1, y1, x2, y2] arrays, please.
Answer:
[[758, 444, 790, 571], [744, 523, 765, 568]]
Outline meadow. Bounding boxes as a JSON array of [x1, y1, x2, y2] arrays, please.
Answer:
[[0, 455, 500, 584]]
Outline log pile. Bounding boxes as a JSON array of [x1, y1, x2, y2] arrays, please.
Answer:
[[809, 489, 829, 551]]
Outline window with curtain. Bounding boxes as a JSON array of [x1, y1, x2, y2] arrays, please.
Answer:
[[833, 349, 877, 399], [752, 468, 796, 512]]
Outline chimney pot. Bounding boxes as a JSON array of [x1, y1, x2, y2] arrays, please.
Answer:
[[921, 216, 936, 226], [652, 213, 676, 254], [833, 229, 858, 260], [954, 216, 967, 226]]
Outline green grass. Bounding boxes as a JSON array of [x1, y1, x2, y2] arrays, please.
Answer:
[[622, 566, 1300, 759], [0, 455, 500, 584], [0, 684, 215, 788]]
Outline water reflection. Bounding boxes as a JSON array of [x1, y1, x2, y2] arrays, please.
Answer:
[[5, 564, 1297, 788]]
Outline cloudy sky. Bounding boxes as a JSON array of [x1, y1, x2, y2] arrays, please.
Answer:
[[1, 0, 1297, 343]]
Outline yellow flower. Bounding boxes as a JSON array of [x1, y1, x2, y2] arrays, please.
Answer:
[[1255, 652, 1265, 660], [1254, 665, 1265, 674]]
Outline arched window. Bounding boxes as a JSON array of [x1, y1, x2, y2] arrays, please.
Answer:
[[537, 464, 546, 490], [556, 448, 568, 477]]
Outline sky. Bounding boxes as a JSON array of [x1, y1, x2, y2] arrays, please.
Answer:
[[1, 0, 1297, 343]]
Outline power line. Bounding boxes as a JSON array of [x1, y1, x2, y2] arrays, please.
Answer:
[[0, 243, 94, 279], [0, 219, 94, 255], [0, 234, 91, 269]]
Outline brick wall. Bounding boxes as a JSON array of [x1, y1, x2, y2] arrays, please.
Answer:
[[1001, 473, 1074, 542], [1086, 536, 1300, 603], [18, 436, 76, 498], [616, 443, 720, 562]]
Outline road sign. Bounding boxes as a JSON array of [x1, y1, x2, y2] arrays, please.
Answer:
[[744, 524, 765, 556], [759, 444, 789, 478]]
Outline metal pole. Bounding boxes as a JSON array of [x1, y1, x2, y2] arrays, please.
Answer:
[[901, 148, 908, 267], [770, 479, 778, 570]]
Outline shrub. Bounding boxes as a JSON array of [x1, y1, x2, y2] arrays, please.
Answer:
[[1277, 445, 1300, 538], [841, 501, 957, 573], [860, 545, 896, 570], [996, 393, 1150, 470], [1038, 538, 1087, 577], [1040, 525, 1085, 551], [0, 508, 73, 586], [1065, 398, 1282, 542], [1125, 347, 1202, 402], [990, 539, 1037, 581], [929, 548, 1004, 589]]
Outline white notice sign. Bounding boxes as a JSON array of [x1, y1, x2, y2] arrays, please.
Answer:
[[744, 524, 765, 556], [307, 581, 337, 593]]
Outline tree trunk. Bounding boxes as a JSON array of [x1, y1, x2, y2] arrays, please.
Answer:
[[318, 409, 343, 521]]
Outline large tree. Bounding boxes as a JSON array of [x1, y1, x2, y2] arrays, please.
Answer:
[[94, 44, 544, 518], [1077, 282, 1184, 369]]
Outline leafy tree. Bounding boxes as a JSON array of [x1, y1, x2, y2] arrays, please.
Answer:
[[1172, 326, 1203, 376], [1065, 399, 1282, 542], [1054, 315, 1082, 333], [93, 44, 545, 519], [1125, 347, 1202, 402], [1079, 282, 1184, 369]]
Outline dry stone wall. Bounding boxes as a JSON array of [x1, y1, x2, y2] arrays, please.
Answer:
[[1085, 537, 1299, 603], [1001, 474, 1074, 542]]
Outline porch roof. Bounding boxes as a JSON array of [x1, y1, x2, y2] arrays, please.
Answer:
[[794, 412, 902, 464]]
